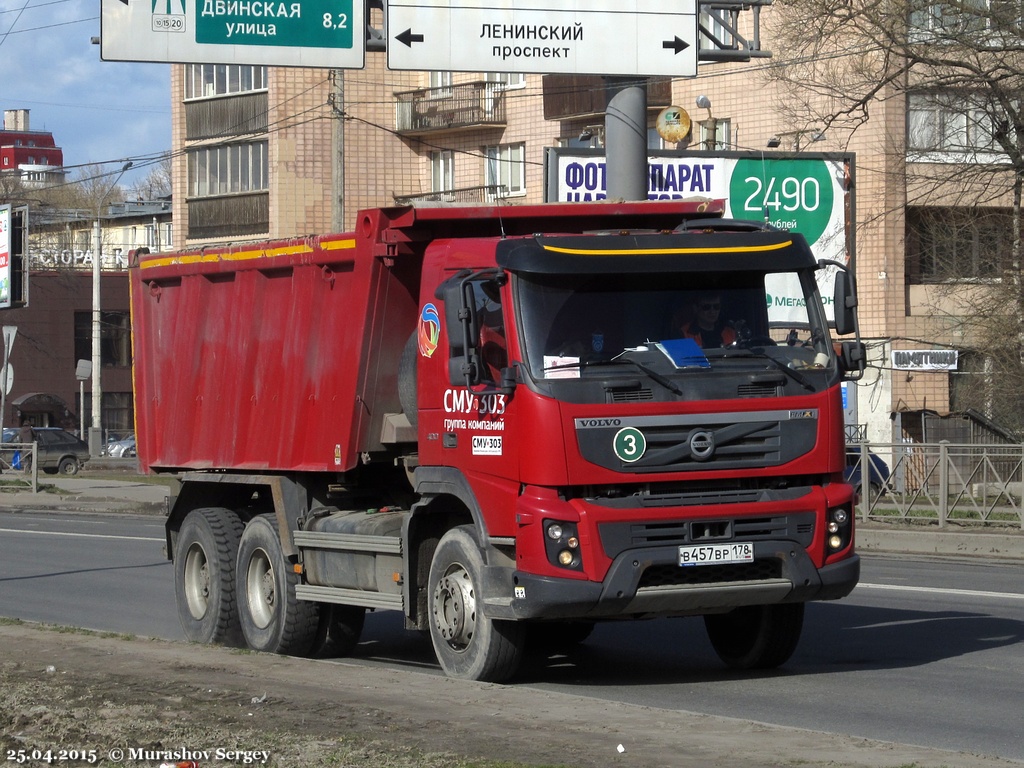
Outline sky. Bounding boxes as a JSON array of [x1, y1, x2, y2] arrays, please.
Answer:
[[1, 0, 170, 190]]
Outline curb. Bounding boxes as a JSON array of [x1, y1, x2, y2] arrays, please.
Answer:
[[857, 527, 1024, 560]]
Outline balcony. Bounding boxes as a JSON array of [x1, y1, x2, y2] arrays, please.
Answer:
[[542, 75, 673, 120], [395, 82, 507, 136]]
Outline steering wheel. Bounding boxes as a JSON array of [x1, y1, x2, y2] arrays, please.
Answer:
[[738, 335, 777, 347]]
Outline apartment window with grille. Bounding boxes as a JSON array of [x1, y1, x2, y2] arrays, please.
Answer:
[[187, 141, 268, 197], [484, 143, 526, 199], [184, 64, 268, 99], [905, 206, 1010, 282]]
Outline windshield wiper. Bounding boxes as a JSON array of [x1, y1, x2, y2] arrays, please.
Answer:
[[544, 358, 683, 395]]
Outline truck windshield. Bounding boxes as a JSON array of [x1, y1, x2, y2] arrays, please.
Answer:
[[515, 268, 835, 386]]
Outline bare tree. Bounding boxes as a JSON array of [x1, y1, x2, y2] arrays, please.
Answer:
[[765, 0, 1024, 433], [126, 157, 172, 201]]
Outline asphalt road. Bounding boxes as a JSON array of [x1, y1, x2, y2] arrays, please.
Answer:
[[1, 510, 1022, 762]]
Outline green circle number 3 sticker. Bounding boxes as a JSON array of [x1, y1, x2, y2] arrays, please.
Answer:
[[613, 427, 647, 463]]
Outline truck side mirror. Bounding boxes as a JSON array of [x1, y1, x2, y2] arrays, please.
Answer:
[[441, 278, 481, 387], [839, 340, 866, 379], [833, 271, 857, 337]]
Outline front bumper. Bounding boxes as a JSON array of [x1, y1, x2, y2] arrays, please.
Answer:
[[483, 541, 859, 621]]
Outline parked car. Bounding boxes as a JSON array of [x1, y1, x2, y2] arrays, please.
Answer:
[[2, 427, 90, 475], [845, 448, 890, 502], [101, 435, 136, 458]]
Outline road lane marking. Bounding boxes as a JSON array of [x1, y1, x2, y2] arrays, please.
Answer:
[[858, 582, 1024, 601], [0, 527, 161, 542]]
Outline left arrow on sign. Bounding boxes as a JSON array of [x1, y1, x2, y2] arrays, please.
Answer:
[[395, 28, 425, 47], [662, 36, 690, 54]]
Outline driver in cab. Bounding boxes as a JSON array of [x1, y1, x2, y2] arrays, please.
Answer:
[[680, 292, 736, 348]]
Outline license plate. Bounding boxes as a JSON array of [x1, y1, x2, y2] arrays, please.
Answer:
[[678, 542, 754, 566]]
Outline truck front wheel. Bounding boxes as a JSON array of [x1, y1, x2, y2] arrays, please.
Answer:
[[428, 526, 525, 682], [236, 514, 320, 656], [703, 603, 804, 670], [174, 507, 245, 646]]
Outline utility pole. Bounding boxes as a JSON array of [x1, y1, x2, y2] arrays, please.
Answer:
[[90, 161, 132, 456]]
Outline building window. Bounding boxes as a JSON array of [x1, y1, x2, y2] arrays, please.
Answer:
[[430, 150, 454, 193], [74, 311, 132, 368], [484, 142, 526, 199], [905, 206, 1010, 283], [907, 92, 998, 154], [428, 71, 453, 98], [184, 64, 268, 100], [187, 141, 268, 197], [485, 72, 525, 90], [699, 7, 735, 50], [909, 0, 991, 40], [699, 118, 732, 150]]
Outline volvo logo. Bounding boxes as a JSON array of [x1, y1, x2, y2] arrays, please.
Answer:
[[689, 429, 716, 461]]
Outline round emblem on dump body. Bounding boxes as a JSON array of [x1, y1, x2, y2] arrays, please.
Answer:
[[689, 429, 715, 461]]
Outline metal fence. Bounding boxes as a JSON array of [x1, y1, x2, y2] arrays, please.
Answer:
[[0, 442, 39, 493], [848, 441, 1024, 529]]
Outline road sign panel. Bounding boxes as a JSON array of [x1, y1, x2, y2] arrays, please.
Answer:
[[387, 0, 698, 77], [100, 0, 365, 68]]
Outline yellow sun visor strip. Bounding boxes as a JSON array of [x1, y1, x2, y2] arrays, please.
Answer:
[[139, 238, 356, 270], [540, 240, 794, 257]]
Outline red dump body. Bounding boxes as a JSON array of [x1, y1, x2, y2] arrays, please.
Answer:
[[131, 200, 725, 473]]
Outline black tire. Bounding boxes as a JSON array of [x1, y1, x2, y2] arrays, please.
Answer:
[[236, 514, 321, 656], [704, 603, 804, 670], [58, 457, 79, 475], [398, 331, 419, 428], [317, 604, 367, 657], [428, 526, 525, 682], [174, 507, 245, 646]]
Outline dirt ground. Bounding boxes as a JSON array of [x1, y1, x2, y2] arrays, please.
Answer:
[[2, 622, 1021, 768]]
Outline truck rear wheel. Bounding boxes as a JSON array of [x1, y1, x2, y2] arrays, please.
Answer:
[[174, 507, 245, 646], [703, 603, 804, 670], [236, 514, 320, 656], [428, 526, 525, 682]]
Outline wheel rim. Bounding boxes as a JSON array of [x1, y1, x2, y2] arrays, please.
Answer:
[[245, 547, 276, 629], [432, 562, 477, 651], [182, 542, 210, 620]]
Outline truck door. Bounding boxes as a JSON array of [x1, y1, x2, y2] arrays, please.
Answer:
[[435, 272, 520, 491]]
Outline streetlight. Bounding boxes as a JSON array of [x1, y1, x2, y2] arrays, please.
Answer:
[[90, 160, 132, 456], [696, 95, 717, 152]]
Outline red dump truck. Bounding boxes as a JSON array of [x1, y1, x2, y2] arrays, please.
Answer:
[[131, 200, 865, 682]]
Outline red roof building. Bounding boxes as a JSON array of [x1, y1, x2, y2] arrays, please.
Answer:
[[0, 109, 64, 187]]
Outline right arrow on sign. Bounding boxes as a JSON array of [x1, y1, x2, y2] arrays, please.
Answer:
[[662, 36, 690, 54], [396, 29, 425, 47]]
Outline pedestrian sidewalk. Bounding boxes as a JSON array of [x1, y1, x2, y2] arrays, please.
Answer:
[[1, 475, 1022, 559], [0, 475, 169, 515]]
